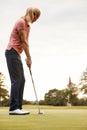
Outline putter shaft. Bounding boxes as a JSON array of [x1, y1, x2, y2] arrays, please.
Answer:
[[29, 68, 41, 114]]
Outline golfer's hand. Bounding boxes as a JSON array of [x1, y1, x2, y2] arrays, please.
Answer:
[[26, 57, 32, 68]]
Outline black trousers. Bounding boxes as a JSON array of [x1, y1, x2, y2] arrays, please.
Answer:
[[5, 48, 25, 111]]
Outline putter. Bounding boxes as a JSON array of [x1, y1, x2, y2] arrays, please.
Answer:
[[29, 67, 44, 115]]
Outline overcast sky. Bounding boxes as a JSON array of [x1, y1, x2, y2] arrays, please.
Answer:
[[0, 0, 87, 100]]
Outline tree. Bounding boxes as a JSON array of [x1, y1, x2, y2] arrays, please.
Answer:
[[44, 89, 67, 106], [65, 77, 79, 106], [0, 72, 9, 106], [79, 68, 87, 95]]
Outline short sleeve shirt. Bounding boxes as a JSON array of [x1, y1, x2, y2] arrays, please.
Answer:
[[6, 18, 30, 55]]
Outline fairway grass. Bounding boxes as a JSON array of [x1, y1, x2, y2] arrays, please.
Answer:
[[0, 106, 87, 130]]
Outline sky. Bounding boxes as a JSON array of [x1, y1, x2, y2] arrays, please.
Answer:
[[0, 0, 87, 101]]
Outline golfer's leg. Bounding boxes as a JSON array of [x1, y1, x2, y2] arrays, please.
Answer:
[[18, 60, 25, 109], [10, 56, 23, 111], [5, 49, 21, 111]]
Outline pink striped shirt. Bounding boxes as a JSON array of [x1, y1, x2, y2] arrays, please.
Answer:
[[7, 18, 30, 55]]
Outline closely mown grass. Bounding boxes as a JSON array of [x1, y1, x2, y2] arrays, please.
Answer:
[[0, 105, 87, 130]]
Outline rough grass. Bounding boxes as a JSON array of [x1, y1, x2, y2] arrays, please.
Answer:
[[0, 105, 87, 130]]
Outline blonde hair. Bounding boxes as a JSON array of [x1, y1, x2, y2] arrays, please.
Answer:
[[33, 8, 41, 19], [26, 7, 41, 20]]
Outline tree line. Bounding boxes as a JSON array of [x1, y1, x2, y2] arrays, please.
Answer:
[[0, 68, 87, 106]]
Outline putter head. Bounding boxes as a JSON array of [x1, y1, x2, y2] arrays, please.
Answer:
[[38, 111, 44, 115]]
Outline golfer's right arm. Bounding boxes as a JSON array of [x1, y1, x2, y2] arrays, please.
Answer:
[[19, 30, 32, 67]]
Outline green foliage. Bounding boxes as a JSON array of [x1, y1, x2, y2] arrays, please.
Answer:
[[0, 72, 9, 106], [39, 100, 46, 105], [80, 68, 87, 94], [65, 83, 79, 105], [44, 81, 87, 106], [45, 89, 67, 106], [22, 100, 32, 105], [0, 99, 10, 106]]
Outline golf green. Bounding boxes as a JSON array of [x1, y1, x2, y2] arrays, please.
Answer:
[[0, 105, 87, 130]]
